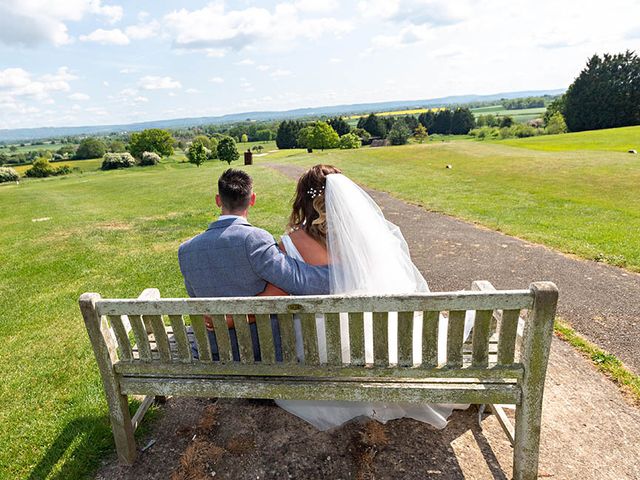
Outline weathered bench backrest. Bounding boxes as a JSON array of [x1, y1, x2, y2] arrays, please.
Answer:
[[87, 283, 555, 383]]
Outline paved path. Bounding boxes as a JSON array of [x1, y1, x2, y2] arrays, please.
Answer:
[[267, 163, 640, 375]]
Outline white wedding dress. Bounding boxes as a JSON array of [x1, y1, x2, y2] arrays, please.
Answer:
[[276, 173, 475, 430]]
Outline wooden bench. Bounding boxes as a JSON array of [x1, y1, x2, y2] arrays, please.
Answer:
[[80, 280, 558, 480]]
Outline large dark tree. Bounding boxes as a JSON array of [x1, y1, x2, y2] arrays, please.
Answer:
[[359, 113, 387, 137], [402, 115, 419, 131], [431, 109, 453, 134], [564, 50, 640, 131], [418, 110, 436, 131], [276, 120, 304, 149], [327, 117, 351, 136], [451, 108, 475, 134]]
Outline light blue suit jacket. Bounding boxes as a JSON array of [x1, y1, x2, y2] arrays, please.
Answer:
[[178, 217, 330, 298]]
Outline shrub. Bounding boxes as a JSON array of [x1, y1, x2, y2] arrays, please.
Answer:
[[352, 127, 372, 145], [25, 157, 70, 178], [339, 133, 361, 149], [545, 112, 568, 135], [140, 151, 161, 166], [387, 121, 411, 145], [101, 152, 136, 170], [512, 124, 538, 138], [498, 127, 513, 139], [0, 167, 19, 183]]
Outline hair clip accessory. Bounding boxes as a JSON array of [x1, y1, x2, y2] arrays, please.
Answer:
[[307, 186, 325, 199]]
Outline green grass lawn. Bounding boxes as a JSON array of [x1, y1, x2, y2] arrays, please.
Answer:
[[500, 125, 640, 152], [0, 162, 295, 479], [259, 131, 640, 272], [13, 158, 103, 175]]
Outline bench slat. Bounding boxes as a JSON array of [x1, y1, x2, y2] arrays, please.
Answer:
[[233, 315, 255, 364], [109, 315, 133, 361], [255, 314, 275, 364], [498, 309, 520, 365], [421, 311, 439, 368], [210, 315, 230, 363], [96, 291, 534, 316], [446, 311, 466, 368], [115, 360, 523, 380], [348, 312, 365, 366], [324, 313, 342, 366], [190, 315, 213, 363], [471, 310, 493, 368], [373, 311, 388, 366], [277, 313, 296, 363], [299, 313, 319, 365], [397, 311, 414, 367], [146, 315, 171, 362], [119, 376, 521, 405], [168, 315, 192, 362], [129, 315, 152, 361]]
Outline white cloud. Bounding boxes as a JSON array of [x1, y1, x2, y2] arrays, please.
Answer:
[[125, 20, 160, 40], [235, 58, 255, 66], [163, 3, 352, 54], [257, 65, 270, 71], [270, 69, 291, 77], [329, 57, 342, 63], [209, 76, 224, 83], [185, 88, 199, 94], [0, 66, 77, 114], [68, 92, 90, 101], [0, 1, 123, 47], [80, 28, 130, 45], [293, 0, 339, 13], [138, 75, 182, 90], [358, 0, 469, 26]]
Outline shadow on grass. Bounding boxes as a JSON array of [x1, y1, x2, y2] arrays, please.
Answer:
[[26, 415, 113, 480], [27, 400, 156, 480]]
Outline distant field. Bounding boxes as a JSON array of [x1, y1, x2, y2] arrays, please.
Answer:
[[348, 108, 442, 120], [1, 142, 75, 154], [13, 158, 103, 174], [471, 105, 546, 123], [500, 125, 640, 152], [237, 140, 277, 151]]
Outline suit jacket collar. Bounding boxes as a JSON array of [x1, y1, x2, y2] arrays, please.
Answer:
[[207, 216, 251, 230]]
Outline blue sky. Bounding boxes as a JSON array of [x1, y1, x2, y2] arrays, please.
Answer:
[[0, 0, 638, 129]]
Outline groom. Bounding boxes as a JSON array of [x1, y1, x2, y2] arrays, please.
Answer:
[[178, 168, 330, 360]]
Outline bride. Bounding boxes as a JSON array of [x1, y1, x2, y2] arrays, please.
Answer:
[[261, 164, 473, 430]]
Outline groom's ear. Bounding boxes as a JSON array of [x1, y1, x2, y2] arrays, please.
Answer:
[[249, 192, 256, 207], [215, 194, 222, 208]]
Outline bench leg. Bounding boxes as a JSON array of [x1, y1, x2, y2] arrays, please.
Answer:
[[512, 403, 541, 480], [512, 282, 557, 480], [107, 392, 137, 465]]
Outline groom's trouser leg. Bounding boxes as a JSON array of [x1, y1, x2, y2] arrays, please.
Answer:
[[270, 314, 283, 362], [228, 328, 240, 361]]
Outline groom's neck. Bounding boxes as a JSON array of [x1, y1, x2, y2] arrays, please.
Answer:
[[220, 208, 248, 219]]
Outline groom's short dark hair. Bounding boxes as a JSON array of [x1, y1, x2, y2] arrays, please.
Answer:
[[218, 169, 253, 211]]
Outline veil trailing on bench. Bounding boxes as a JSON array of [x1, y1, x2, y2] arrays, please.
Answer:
[[276, 173, 473, 431]]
